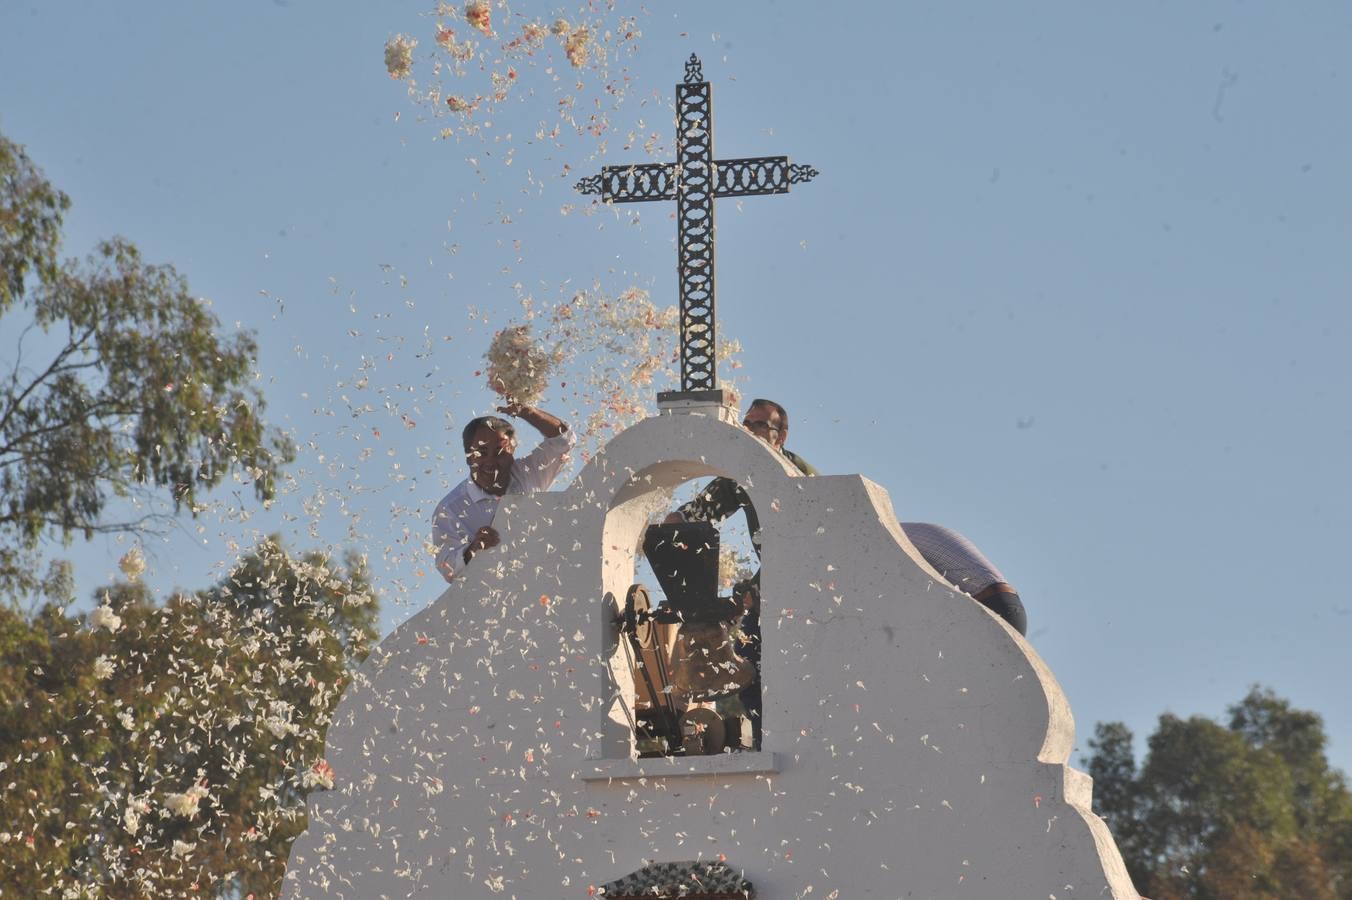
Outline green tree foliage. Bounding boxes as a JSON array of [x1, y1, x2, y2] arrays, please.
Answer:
[[0, 538, 378, 896], [1086, 687, 1352, 899], [0, 132, 294, 599]]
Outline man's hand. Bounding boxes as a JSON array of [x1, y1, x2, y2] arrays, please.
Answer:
[[463, 526, 500, 565], [497, 404, 567, 439]]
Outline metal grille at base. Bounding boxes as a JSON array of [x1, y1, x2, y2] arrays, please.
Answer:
[[598, 860, 754, 899]]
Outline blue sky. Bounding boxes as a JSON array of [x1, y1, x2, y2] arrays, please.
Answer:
[[3, 2, 1350, 773]]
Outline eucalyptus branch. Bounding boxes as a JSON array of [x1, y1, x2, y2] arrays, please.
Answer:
[[0, 320, 99, 435]]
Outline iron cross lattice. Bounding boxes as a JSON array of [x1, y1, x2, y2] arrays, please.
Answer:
[[575, 54, 819, 395]]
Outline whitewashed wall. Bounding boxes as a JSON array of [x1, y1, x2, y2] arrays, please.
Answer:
[[284, 405, 1139, 899]]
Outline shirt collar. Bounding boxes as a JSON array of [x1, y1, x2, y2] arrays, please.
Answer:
[[464, 474, 506, 504]]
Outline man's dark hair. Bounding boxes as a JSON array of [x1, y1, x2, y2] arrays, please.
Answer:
[[750, 398, 788, 431], [462, 415, 514, 454]]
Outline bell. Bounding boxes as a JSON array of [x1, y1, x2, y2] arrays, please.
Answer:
[[679, 706, 726, 756], [667, 621, 755, 701], [642, 522, 739, 624]]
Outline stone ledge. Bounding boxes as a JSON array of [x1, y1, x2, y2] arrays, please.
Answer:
[[656, 388, 737, 417], [579, 751, 780, 782]]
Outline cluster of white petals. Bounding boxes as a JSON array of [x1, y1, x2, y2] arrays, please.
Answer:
[[122, 797, 150, 835], [263, 699, 301, 739], [302, 759, 336, 790], [90, 602, 122, 633], [464, 0, 492, 36], [384, 34, 417, 79], [163, 785, 206, 819], [485, 324, 564, 406], [563, 25, 592, 68], [117, 546, 146, 580]]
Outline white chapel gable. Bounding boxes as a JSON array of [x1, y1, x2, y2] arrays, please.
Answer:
[[284, 404, 1137, 898]]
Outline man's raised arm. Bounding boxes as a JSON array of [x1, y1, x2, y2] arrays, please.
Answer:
[[498, 402, 567, 439]]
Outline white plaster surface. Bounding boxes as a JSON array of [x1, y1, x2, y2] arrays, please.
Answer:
[[284, 409, 1139, 898]]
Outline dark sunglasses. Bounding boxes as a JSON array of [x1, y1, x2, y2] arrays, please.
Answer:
[[742, 418, 780, 436]]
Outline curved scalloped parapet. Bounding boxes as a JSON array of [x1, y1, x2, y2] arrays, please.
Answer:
[[284, 409, 1138, 898]]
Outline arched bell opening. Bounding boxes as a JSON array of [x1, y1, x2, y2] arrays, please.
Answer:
[[600, 462, 766, 759]]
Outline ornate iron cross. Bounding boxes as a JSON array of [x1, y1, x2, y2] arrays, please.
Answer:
[[575, 54, 819, 396]]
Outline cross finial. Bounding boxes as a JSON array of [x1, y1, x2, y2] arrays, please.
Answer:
[[574, 57, 819, 400], [684, 53, 703, 84]]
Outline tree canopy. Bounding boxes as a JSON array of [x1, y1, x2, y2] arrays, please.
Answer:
[[0, 538, 378, 896], [1, 132, 294, 600], [1087, 687, 1352, 899]]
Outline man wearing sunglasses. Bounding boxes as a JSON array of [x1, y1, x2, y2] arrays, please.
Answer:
[[431, 402, 572, 582], [667, 398, 817, 544]]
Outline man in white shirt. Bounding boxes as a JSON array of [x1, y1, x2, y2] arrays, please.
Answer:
[[431, 403, 573, 582]]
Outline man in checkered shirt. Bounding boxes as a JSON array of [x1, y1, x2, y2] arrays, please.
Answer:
[[900, 522, 1026, 636]]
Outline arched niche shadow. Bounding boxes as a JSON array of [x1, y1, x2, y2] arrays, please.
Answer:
[[569, 411, 800, 629], [565, 411, 802, 758]]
